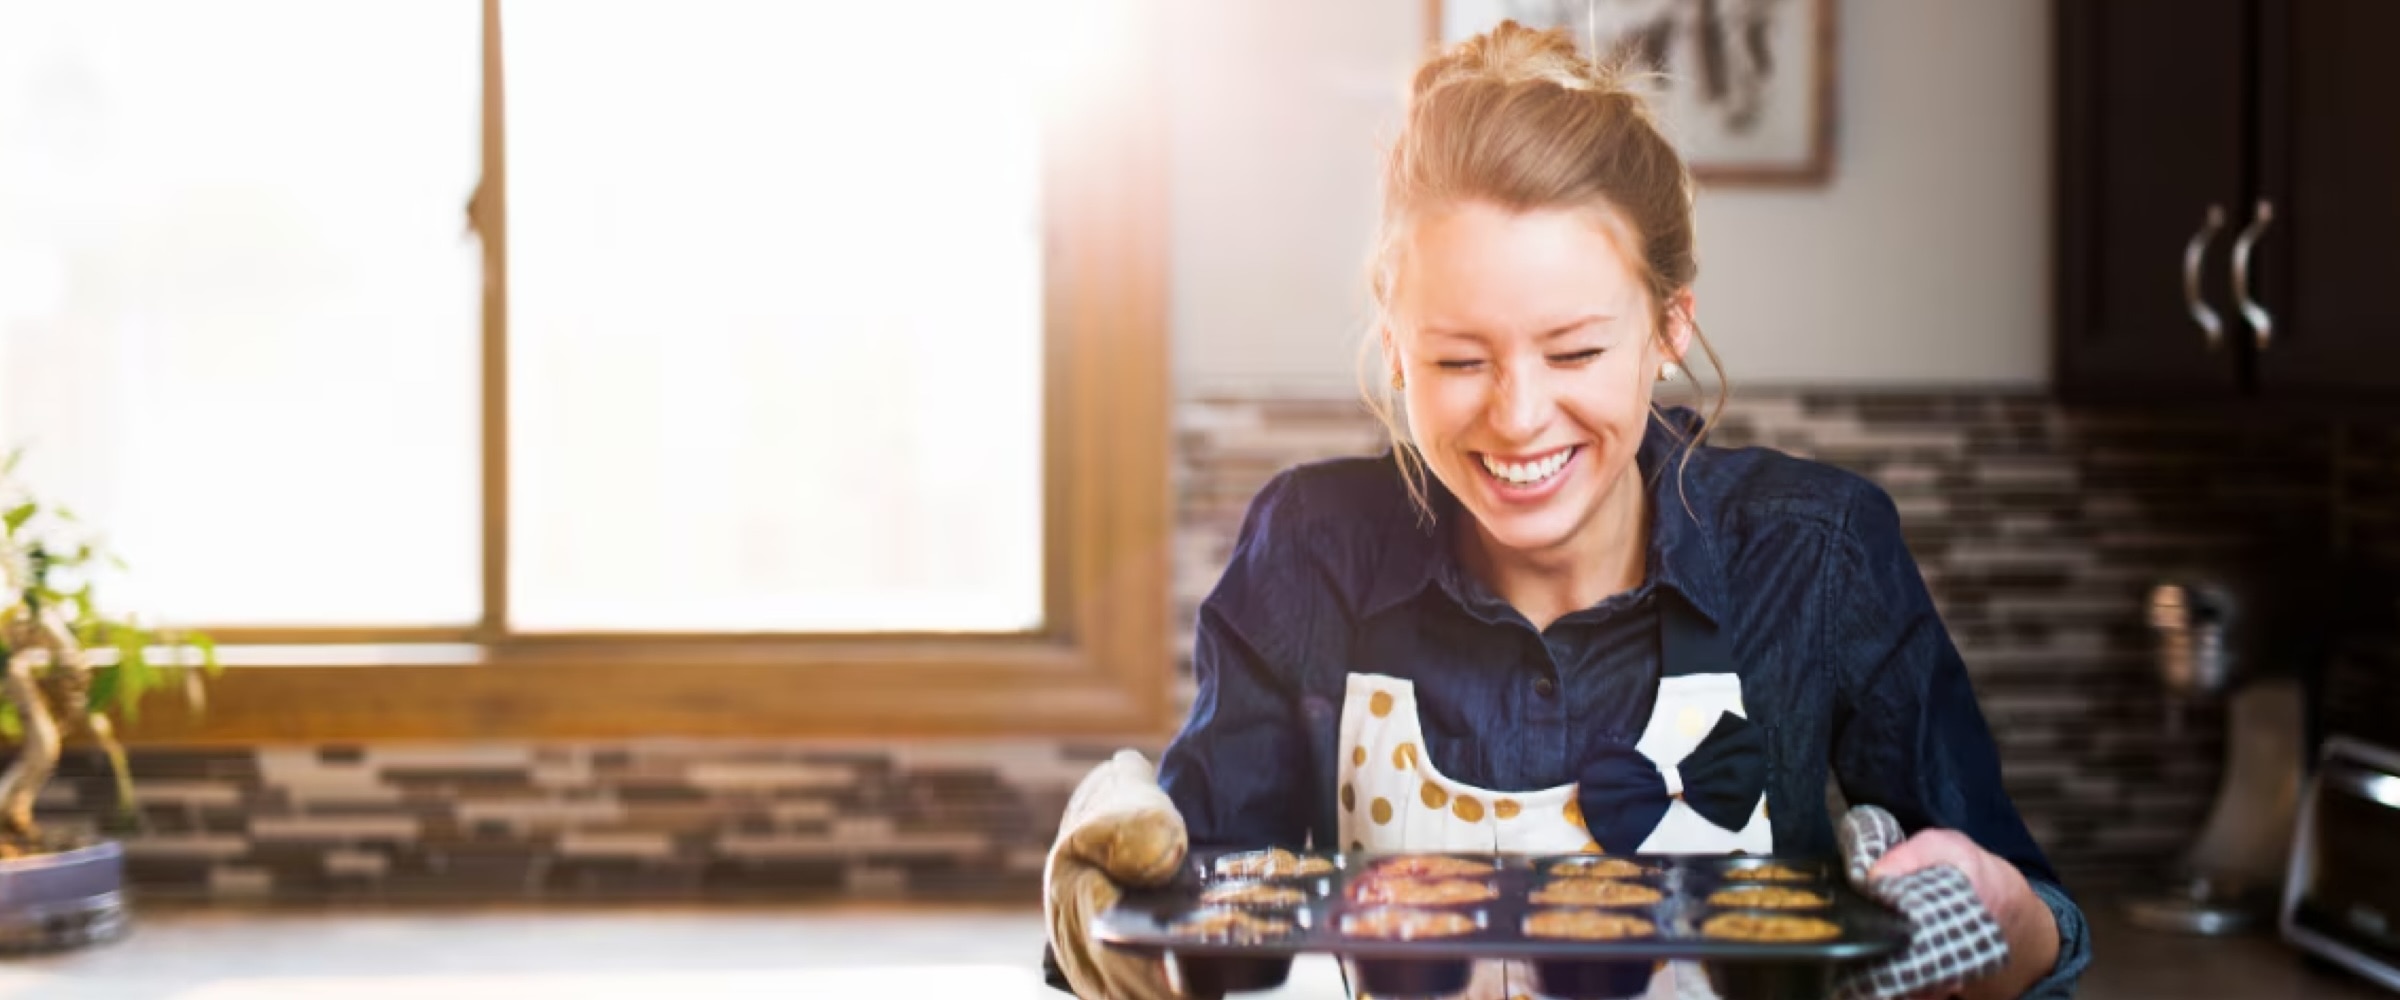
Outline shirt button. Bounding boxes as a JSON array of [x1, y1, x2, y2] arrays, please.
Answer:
[[1533, 677, 1557, 699]]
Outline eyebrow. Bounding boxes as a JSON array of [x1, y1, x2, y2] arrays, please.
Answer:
[[1422, 314, 1616, 342]]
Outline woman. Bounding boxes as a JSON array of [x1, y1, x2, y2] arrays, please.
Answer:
[[1047, 22, 2088, 1000]]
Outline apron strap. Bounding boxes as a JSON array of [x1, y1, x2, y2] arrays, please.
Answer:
[[1657, 589, 1735, 678]]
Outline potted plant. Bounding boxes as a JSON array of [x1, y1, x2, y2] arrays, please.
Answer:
[[0, 448, 217, 951]]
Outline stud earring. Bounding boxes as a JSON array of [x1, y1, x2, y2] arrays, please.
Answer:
[[1391, 370, 1406, 391], [1658, 361, 1682, 383]]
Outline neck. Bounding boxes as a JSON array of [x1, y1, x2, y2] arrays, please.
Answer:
[[1459, 461, 1651, 631]]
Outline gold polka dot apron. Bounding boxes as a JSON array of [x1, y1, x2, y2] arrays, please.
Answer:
[[1334, 602, 1769, 1000]]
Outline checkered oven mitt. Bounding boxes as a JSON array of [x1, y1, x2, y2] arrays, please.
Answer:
[[1830, 805, 2010, 1000]]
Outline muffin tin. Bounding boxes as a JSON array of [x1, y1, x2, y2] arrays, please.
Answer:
[[1094, 850, 1910, 1000]]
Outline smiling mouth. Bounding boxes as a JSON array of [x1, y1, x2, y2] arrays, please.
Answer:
[[1476, 445, 1579, 487]]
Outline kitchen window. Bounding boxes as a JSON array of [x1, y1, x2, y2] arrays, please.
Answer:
[[0, 0, 1170, 740]]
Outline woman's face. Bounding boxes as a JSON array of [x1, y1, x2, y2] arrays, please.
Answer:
[[1387, 200, 1689, 558]]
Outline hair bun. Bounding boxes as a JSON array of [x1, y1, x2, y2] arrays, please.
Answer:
[[1413, 19, 1649, 101]]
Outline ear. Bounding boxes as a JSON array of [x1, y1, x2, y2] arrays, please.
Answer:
[[1659, 288, 1697, 365]]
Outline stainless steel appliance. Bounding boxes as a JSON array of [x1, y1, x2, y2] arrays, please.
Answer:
[[2123, 578, 2307, 935], [2281, 736, 2400, 993]]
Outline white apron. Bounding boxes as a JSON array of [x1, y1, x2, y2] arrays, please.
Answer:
[[1335, 668, 1768, 1000]]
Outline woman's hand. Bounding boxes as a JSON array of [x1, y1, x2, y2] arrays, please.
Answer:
[[1044, 750, 1193, 1000], [1869, 828, 2061, 1000]]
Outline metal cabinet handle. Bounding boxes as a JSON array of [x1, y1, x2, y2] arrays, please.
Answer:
[[2328, 764, 2400, 811], [2183, 205, 2227, 346], [2232, 199, 2277, 350]]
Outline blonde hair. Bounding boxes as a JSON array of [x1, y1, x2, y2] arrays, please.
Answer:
[[1360, 20, 1729, 520]]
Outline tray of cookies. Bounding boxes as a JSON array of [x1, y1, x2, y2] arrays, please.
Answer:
[[1092, 849, 1911, 999]]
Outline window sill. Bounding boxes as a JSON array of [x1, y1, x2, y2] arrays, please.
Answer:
[[118, 634, 1172, 744]]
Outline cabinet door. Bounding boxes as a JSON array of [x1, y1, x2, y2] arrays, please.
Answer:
[[2250, 0, 2400, 398], [2056, 0, 2251, 401]]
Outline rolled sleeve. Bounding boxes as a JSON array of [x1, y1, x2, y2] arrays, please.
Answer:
[[2018, 877, 2092, 999]]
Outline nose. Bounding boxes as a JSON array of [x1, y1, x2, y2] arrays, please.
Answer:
[[1488, 362, 1553, 443]]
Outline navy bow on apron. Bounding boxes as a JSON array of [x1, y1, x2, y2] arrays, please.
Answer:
[[1575, 591, 1769, 853]]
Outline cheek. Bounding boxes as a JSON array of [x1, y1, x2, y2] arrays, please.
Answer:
[[1400, 379, 1480, 446], [1398, 399, 1433, 452], [1560, 361, 1655, 434]]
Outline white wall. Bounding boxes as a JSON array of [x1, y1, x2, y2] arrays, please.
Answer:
[[1168, 0, 2053, 395]]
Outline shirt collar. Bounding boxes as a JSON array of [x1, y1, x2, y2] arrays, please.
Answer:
[[1359, 408, 1728, 627]]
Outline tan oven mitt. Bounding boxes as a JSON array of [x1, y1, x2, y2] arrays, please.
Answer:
[[1043, 749, 1193, 1000]]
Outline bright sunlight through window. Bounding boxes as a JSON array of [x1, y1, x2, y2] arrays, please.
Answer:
[[504, 1, 1045, 633], [0, 1, 483, 627], [0, 0, 1057, 635]]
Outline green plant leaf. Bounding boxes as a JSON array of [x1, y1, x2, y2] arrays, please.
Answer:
[[191, 633, 221, 676], [87, 664, 121, 713], [2, 502, 33, 533], [0, 706, 20, 742], [85, 715, 141, 829], [112, 629, 154, 721]]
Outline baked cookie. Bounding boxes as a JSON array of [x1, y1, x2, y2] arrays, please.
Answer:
[[1213, 848, 1336, 879], [1524, 909, 1657, 940], [1371, 855, 1497, 879], [1546, 856, 1654, 880], [1700, 913, 1842, 942], [1340, 907, 1479, 940], [1170, 907, 1294, 940], [1529, 879, 1666, 907], [1723, 862, 1817, 883], [1349, 877, 1498, 906], [1198, 881, 1309, 908], [1705, 886, 1830, 910]]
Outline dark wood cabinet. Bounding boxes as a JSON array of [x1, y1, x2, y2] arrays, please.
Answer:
[[2057, 0, 2400, 405]]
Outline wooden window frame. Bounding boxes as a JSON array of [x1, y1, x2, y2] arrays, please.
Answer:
[[123, 0, 1171, 744]]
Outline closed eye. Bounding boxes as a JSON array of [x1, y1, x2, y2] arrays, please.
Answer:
[[1549, 349, 1604, 364], [1434, 359, 1485, 371]]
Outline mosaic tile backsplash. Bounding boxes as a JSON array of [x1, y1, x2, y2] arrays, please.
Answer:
[[2326, 422, 2400, 752], [28, 391, 2398, 902]]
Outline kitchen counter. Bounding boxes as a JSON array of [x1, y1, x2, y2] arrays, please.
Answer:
[[2078, 906, 2388, 1000], [0, 902, 2383, 998]]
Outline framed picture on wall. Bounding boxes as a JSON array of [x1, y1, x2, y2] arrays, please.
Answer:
[[1428, 0, 1836, 185]]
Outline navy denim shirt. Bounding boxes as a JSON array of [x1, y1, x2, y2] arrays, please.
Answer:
[[1157, 409, 2090, 995]]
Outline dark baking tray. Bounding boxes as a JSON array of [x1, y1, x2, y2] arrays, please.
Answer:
[[1094, 850, 1911, 999]]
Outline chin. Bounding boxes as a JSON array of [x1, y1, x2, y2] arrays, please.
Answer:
[[1462, 503, 1589, 556]]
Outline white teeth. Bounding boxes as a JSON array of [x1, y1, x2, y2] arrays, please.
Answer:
[[1480, 448, 1574, 486]]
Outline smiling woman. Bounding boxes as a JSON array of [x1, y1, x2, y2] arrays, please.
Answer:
[[0, 0, 1171, 741], [1362, 29, 1726, 629], [1048, 21, 2085, 1000]]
